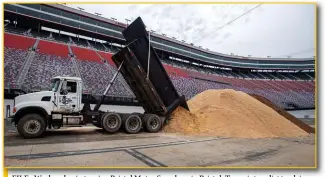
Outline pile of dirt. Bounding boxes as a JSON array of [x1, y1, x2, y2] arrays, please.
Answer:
[[249, 94, 315, 134], [163, 89, 309, 138]]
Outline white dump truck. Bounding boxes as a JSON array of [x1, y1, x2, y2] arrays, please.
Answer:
[[7, 17, 189, 138]]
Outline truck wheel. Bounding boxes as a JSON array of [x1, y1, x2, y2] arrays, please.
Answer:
[[101, 113, 122, 133], [124, 114, 142, 134], [17, 114, 46, 138], [143, 114, 162, 133]]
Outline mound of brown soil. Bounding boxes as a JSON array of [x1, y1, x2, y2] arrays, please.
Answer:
[[163, 89, 309, 138], [249, 94, 315, 134]]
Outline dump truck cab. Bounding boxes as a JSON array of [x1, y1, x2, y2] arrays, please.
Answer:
[[50, 76, 83, 113], [11, 76, 83, 118]]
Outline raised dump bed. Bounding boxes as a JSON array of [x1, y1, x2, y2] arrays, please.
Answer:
[[112, 17, 189, 117]]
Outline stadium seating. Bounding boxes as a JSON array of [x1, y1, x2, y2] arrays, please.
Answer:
[[71, 37, 89, 47], [89, 41, 106, 51], [76, 59, 134, 97], [23, 53, 77, 90], [98, 51, 115, 65], [30, 30, 51, 39], [37, 40, 70, 57], [4, 33, 35, 50], [52, 33, 70, 43], [71, 46, 101, 62], [4, 24, 27, 35], [4, 47, 28, 87], [4, 32, 315, 109]]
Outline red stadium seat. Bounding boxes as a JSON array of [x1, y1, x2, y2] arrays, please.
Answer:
[[38, 40, 69, 57], [163, 64, 189, 77], [98, 51, 114, 65], [71, 46, 101, 62], [4, 33, 36, 50]]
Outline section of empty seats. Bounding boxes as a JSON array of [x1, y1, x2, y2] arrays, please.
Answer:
[[37, 40, 70, 57], [71, 37, 88, 47], [4, 33, 36, 50], [163, 64, 189, 77], [52, 33, 70, 43], [98, 51, 114, 65], [4, 24, 27, 35], [187, 70, 228, 84], [71, 46, 101, 62], [89, 41, 106, 51], [30, 30, 51, 39], [76, 59, 133, 96], [279, 80, 311, 92], [23, 53, 77, 90], [4, 47, 28, 86]]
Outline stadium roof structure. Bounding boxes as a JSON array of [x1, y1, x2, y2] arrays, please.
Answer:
[[4, 3, 315, 70]]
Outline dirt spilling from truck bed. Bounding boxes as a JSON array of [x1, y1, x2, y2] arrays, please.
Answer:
[[163, 89, 309, 138]]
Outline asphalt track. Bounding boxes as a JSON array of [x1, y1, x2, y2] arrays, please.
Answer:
[[4, 122, 315, 167]]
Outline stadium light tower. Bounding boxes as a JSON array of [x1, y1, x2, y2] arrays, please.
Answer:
[[77, 7, 84, 11], [125, 19, 131, 26]]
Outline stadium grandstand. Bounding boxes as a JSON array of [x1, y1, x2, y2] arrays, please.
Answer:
[[4, 4, 315, 110]]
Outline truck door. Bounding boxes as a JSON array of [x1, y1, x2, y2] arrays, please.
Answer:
[[57, 80, 79, 112]]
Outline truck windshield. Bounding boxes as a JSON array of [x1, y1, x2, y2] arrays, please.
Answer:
[[51, 79, 60, 92]]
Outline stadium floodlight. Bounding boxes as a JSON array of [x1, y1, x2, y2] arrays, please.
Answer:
[[95, 12, 102, 16], [77, 7, 85, 11], [125, 19, 131, 25]]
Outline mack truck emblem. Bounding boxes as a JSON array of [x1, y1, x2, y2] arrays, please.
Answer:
[[61, 96, 73, 105]]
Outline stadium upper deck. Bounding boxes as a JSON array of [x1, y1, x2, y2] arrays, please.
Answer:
[[4, 3, 315, 70]]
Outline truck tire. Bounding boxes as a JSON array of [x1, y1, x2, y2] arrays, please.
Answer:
[[101, 113, 122, 133], [17, 114, 46, 138], [143, 114, 162, 133], [123, 114, 142, 134]]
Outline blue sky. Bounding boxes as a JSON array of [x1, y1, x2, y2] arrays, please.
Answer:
[[67, 3, 315, 58]]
